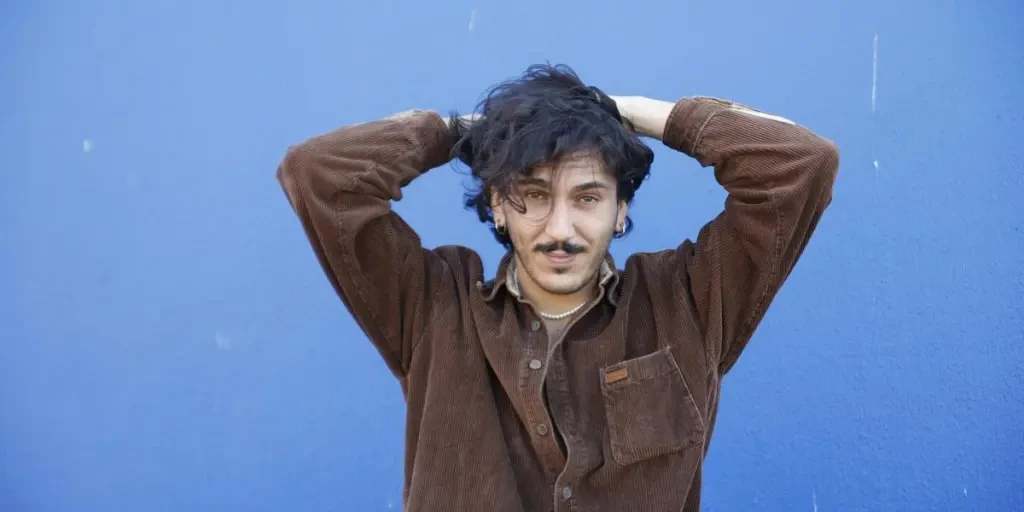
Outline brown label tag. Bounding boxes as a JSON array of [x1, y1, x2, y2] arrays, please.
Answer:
[[605, 367, 629, 384]]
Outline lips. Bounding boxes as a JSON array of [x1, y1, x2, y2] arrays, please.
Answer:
[[544, 251, 577, 265]]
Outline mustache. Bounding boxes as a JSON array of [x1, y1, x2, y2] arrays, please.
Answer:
[[534, 241, 586, 254]]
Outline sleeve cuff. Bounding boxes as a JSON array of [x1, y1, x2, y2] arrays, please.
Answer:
[[661, 97, 730, 158]]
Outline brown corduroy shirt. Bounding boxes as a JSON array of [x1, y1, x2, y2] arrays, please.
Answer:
[[276, 96, 839, 511]]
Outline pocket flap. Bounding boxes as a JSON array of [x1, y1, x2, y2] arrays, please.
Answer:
[[602, 347, 677, 387], [600, 347, 704, 466]]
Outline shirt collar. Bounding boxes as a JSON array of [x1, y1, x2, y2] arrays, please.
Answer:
[[477, 251, 621, 307]]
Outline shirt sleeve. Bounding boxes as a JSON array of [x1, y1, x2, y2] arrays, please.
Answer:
[[276, 110, 455, 378], [661, 97, 840, 374]]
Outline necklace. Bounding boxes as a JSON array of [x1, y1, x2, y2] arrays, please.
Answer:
[[513, 267, 589, 320]]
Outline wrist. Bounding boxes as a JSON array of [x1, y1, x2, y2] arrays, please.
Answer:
[[611, 96, 674, 140]]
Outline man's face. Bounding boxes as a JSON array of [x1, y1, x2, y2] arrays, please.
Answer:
[[493, 152, 627, 297]]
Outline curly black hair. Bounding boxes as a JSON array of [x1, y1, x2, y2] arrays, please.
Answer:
[[448, 63, 655, 249]]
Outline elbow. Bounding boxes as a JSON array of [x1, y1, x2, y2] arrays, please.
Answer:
[[777, 136, 839, 213], [806, 136, 840, 192], [815, 138, 840, 179], [276, 143, 312, 210], [277, 140, 314, 184], [806, 138, 839, 210]]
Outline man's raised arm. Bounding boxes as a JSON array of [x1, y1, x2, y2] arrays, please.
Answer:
[[613, 95, 840, 374], [276, 110, 455, 378]]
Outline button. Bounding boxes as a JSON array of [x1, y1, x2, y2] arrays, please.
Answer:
[[562, 486, 572, 499], [536, 424, 549, 436], [530, 320, 541, 331], [529, 359, 542, 370]]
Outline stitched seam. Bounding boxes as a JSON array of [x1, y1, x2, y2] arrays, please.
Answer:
[[409, 249, 447, 366], [683, 106, 730, 373], [663, 347, 707, 431], [722, 176, 782, 373], [692, 111, 721, 154], [336, 134, 427, 373]]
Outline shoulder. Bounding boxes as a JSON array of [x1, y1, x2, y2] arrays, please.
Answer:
[[429, 244, 489, 288], [621, 242, 697, 279], [617, 244, 699, 303]]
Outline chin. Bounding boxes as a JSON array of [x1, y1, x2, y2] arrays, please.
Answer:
[[536, 272, 590, 296], [520, 252, 601, 295]]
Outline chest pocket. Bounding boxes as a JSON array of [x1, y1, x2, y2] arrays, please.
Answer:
[[600, 346, 705, 466]]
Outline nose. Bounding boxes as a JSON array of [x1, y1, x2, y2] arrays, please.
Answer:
[[542, 200, 574, 241]]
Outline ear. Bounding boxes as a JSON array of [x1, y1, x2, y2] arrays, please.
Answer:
[[615, 200, 628, 234], [490, 189, 506, 226]]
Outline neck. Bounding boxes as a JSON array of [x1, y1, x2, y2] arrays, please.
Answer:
[[512, 260, 600, 318]]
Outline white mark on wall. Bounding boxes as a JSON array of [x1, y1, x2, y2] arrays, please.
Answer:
[[82, 139, 94, 153], [872, 34, 880, 176], [468, 9, 478, 32], [963, 487, 968, 497], [812, 489, 819, 512], [871, 34, 878, 113], [215, 330, 232, 350]]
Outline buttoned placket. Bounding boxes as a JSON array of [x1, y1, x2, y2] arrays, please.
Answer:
[[520, 312, 566, 477], [499, 258, 616, 511], [525, 299, 608, 512], [546, 341, 579, 512]]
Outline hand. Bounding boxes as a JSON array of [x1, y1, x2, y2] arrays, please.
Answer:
[[607, 95, 640, 127], [607, 95, 673, 141]]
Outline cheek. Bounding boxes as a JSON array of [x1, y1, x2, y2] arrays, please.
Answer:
[[508, 218, 541, 242], [580, 206, 619, 237], [582, 225, 615, 244]]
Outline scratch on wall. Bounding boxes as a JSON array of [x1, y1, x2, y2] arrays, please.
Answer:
[[872, 34, 880, 176], [812, 489, 819, 512], [215, 330, 232, 350], [872, 34, 878, 113], [468, 9, 478, 32]]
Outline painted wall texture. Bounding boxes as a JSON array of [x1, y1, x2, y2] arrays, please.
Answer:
[[2, 0, 1021, 510]]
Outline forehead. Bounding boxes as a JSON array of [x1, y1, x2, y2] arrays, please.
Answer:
[[521, 152, 613, 187]]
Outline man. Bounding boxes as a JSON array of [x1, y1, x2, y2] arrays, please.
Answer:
[[276, 64, 839, 511]]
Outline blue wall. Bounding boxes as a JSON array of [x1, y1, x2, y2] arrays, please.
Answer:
[[2, 1, 1021, 510]]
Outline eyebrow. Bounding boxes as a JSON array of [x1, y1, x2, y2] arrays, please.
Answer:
[[515, 178, 610, 193], [572, 181, 609, 193]]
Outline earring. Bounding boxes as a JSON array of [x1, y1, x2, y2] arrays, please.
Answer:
[[616, 224, 624, 234], [496, 223, 507, 235]]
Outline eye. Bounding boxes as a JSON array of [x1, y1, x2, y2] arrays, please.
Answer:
[[524, 191, 547, 200], [578, 195, 600, 204]]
